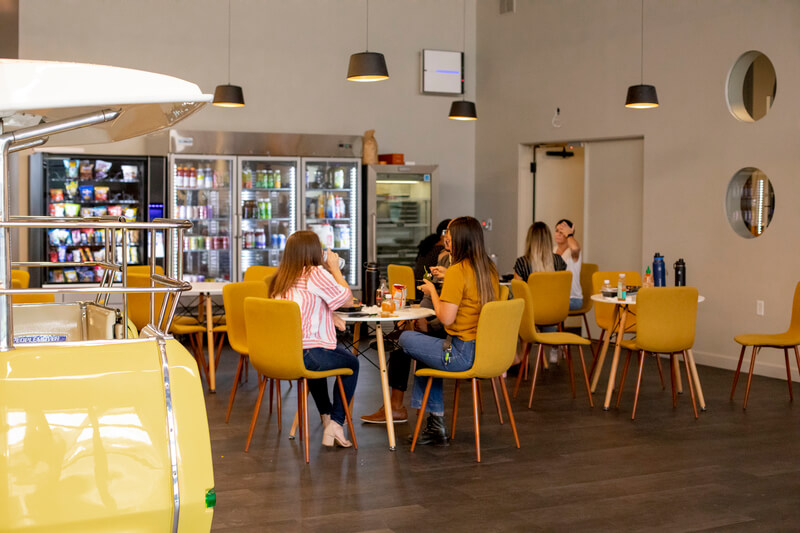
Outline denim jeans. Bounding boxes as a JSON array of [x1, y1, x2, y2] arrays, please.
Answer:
[[303, 345, 359, 426], [398, 331, 475, 416], [569, 297, 583, 311]]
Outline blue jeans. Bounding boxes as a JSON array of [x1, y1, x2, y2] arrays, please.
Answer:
[[303, 346, 359, 426], [398, 331, 475, 416], [569, 297, 583, 311]]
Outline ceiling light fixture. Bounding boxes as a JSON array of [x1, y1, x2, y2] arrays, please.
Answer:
[[449, 0, 476, 120], [213, 0, 245, 107], [347, 0, 389, 82], [625, 0, 658, 109]]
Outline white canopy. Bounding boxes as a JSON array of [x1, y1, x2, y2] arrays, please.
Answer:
[[0, 59, 211, 145]]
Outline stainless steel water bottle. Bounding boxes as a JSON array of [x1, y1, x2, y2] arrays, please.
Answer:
[[674, 258, 686, 286], [363, 262, 379, 306]]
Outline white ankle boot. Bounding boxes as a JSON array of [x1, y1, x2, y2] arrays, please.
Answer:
[[322, 421, 352, 448]]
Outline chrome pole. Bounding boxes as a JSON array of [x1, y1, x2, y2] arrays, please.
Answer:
[[0, 130, 12, 351]]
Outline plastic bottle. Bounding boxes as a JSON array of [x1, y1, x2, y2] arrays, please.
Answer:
[[377, 279, 388, 306], [265, 198, 272, 219], [617, 273, 627, 300], [326, 193, 335, 218], [602, 279, 611, 294], [653, 253, 666, 287], [317, 193, 326, 219], [643, 266, 654, 288], [274, 169, 281, 188]]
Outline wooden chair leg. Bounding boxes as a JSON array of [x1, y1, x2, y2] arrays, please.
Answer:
[[490, 377, 504, 424], [655, 354, 666, 390], [410, 377, 433, 453], [631, 350, 645, 420], [523, 343, 532, 380], [590, 329, 606, 377], [289, 411, 298, 440], [528, 344, 545, 408], [730, 345, 747, 400], [301, 379, 310, 463], [784, 348, 794, 402], [276, 380, 282, 427], [794, 346, 800, 387], [336, 376, 357, 449], [499, 376, 520, 449], [214, 333, 225, 368], [577, 346, 594, 407], [616, 349, 632, 408], [743, 346, 759, 410], [451, 379, 461, 440], [269, 378, 275, 414], [682, 351, 699, 419], [564, 344, 576, 398], [670, 354, 678, 407], [477, 378, 484, 414], [225, 355, 246, 423], [513, 344, 530, 398], [673, 355, 683, 394], [472, 378, 481, 463], [245, 375, 268, 452], [582, 313, 593, 342]]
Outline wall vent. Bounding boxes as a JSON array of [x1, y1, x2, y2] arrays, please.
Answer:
[[500, 0, 516, 14]]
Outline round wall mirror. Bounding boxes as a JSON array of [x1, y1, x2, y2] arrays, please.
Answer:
[[726, 51, 776, 122], [725, 167, 775, 238]]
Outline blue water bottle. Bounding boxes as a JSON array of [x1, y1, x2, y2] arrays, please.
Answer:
[[653, 253, 666, 287]]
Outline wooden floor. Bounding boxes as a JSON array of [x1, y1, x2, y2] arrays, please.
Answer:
[[206, 341, 800, 532]]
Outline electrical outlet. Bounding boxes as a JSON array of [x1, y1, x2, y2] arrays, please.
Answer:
[[756, 300, 765, 316]]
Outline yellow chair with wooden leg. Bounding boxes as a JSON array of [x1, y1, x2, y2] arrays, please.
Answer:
[[244, 297, 357, 463], [511, 279, 594, 408], [388, 264, 416, 301], [410, 298, 524, 463], [498, 284, 509, 301], [222, 281, 274, 424], [568, 263, 598, 340], [615, 287, 700, 420], [731, 281, 800, 410], [243, 265, 277, 283]]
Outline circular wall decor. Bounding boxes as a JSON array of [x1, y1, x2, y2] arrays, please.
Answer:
[[726, 51, 776, 122], [725, 167, 775, 238]]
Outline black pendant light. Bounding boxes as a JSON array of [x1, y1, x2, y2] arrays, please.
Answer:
[[213, 0, 245, 107], [625, 0, 658, 109], [449, 0, 476, 120], [347, 0, 389, 82]]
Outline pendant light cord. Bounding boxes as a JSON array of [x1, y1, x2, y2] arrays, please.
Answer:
[[227, 0, 232, 83], [462, 0, 466, 101], [365, 0, 370, 51], [640, 0, 644, 84]]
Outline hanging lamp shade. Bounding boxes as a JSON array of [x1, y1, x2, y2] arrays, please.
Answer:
[[347, 52, 389, 82], [212, 84, 245, 107], [448, 100, 477, 120], [625, 84, 659, 108]]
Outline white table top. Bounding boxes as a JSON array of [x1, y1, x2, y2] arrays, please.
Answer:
[[591, 293, 705, 304], [335, 306, 435, 323], [183, 281, 229, 296]]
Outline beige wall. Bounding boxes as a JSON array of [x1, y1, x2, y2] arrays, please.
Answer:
[[17, 0, 476, 221], [476, 0, 800, 380]]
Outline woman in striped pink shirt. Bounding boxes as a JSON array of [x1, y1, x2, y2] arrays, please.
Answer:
[[269, 231, 359, 448]]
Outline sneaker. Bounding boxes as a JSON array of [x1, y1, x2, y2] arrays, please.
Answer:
[[549, 346, 560, 364], [409, 414, 450, 446], [360, 405, 408, 424]]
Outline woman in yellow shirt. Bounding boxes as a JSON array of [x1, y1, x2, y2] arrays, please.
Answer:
[[398, 216, 499, 446]]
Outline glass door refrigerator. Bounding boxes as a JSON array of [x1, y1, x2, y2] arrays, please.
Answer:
[[300, 157, 361, 288], [364, 164, 439, 279], [169, 154, 234, 282], [238, 156, 298, 277], [29, 152, 165, 287]]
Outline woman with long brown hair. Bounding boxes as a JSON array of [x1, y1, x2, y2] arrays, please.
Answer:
[[268, 230, 359, 448], [397, 216, 499, 446], [513, 221, 566, 281]]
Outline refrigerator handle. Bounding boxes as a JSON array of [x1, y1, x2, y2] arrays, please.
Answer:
[[370, 211, 377, 263]]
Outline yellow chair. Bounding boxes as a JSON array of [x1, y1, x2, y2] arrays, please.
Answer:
[[616, 287, 699, 419], [222, 281, 274, 424], [11, 269, 29, 288], [568, 263, 598, 340], [511, 279, 594, 408], [590, 270, 641, 374], [731, 281, 800, 410], [126, 265, 165, 276], [243, 265, 278, 283], [410, 298, 524, 463], [126, 273, 209, 384], [243, 297, 357, 462], [12, 292, 56, 304], [498, 284, 509, 301], [388, 263, 416, 301]]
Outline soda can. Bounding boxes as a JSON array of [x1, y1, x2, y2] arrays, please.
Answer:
[[221, 236, 229, 249], [205, 236, 212, 249], [189, 237, 197, 250], [183, 236, 190, 250]]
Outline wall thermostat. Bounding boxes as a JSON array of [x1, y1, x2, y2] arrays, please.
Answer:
[[421, 49, 463, 95]]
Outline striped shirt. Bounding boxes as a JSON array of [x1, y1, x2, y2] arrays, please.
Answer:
[[278, 266, 352, 349]]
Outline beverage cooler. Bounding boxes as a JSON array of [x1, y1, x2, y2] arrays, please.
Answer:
[[301, 157, 361, 288], [28, 152, 166, 287], [169, 155, 234, 282], [364, 164, 438, 279]]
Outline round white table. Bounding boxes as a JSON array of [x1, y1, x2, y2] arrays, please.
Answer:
[[336, 305, 435, 450], [589, 293, 706, 410]]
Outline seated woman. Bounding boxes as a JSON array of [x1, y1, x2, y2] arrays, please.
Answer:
[[398, 216, 499, 446], [268, 231, 359, 448], [553, 218, 583, 311], [413, 218, 452, 281]]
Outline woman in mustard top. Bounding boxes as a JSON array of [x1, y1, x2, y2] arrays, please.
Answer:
[[398, 216, 499, 446]]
